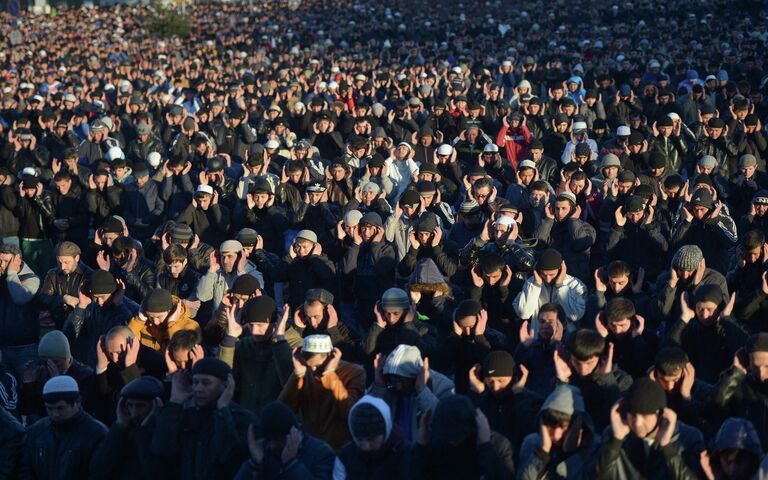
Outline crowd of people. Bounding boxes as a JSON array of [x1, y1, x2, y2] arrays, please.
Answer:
[[2, 0, 768, 478]]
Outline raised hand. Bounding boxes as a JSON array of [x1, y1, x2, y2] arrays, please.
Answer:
[[415, 357, 430, 393], [468, 363, 485, 394], [610, 401, 630, 440]]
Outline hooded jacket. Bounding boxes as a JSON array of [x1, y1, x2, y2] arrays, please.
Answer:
[[368, 345, 455, 443], [518, 385, 599, 480], [712, 366, 768, 449], [127, 296, 200, 351], [334, 396, 411, 479]]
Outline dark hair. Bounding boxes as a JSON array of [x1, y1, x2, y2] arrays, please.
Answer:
[[479, 253, 505, 274], [604, 298, 636, 324], [743, 230, 766, 250], [654, 347, 689, 376], [163, 245, 187, 265], [43, 392, 79, 405], [473, 177, 493, 191], [53, 171, 72, 182], [111, 236, 135, 256], [663, 174, 684, 190], [606, 261, 631, 278], [570, 170, 587, 182], [286, 160, 305, 173], [530, 180, 549, 192], [168, 329, 201, 353], [539, 303, 561, 318], [540, 408, 572, 428], [567, 329, 605, 361]]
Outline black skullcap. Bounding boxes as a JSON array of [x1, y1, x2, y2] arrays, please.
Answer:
[[455, 299, 482, 319], [708, 117, 726, 129], [243, 295, 277, 324], [693, 284, 723, 306], [143, 288, 173, 313], [416, 212, 439, 233], [657, 116, 674, 127], [482, 351, 515, 378], [624, 377, 667, 414], [400, 191, 420, 208], [538, 248, 563, 270], [120, 376, 164, 399], [191, 357, 231, 381], [261, 401, 299, 440], [625, 195, 645, 213], [90, 270, 118, 295], [231, 274, 261, 295], [102, 216, 124, 234]]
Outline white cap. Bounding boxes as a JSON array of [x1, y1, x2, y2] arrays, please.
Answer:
[[303, 334, 333, 353], [616, 125, 631, 137], [147, 152, 162, 167], [31, 94, 44, 103], [437, 144, 453, 156], [43, 375, 79, 396], [196, 184, 214, 195], [21, 167, 37, 177], [649, 59, 661, 68], [265, 139, 280, 149], [452, 66, 462, 74], [502, 60, 512, 67], [63, 93, 77, 103], [106, 147, 124, 161], [667, 112, 680, 121], [572, 121, 588, 131], [518, 159, 537, 170], [293, 101, 305, 111], [496, 216, 516, 227], [705, 74, 717, 82], [484, 144, 499, 153]]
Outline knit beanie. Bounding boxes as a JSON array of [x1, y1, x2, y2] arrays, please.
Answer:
[[90, 270, 118, 295], [191, 358, 231, 381], [624, 378, 667, 414], [672, 245, 703, 271], [399, 189, 421, 208], [416, 212, 439, 233], [381, 288, 410, 311], [42, 375, 79, 403], [538, 248, 563, 271], [481, 351, 515, 378], [243, 295, 276, 324], [143, 288, 173, 313], [38, 330, 71, 359], [260, 401, 299, 440], [170, 223, 194, 244], [690, 188, 714, 209], [349, 402, 387, 439], [693, 284, 723, 306], [231, 274, 261, 295]]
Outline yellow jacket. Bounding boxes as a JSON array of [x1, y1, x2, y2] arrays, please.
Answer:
[[128, 296, 200, 351]]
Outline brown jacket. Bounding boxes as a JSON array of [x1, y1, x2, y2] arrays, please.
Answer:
[[127, 296, 200, 351], [278, 360, 365, 450]]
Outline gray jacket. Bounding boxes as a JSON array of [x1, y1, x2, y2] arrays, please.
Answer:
[[195, 262, 264, 311]]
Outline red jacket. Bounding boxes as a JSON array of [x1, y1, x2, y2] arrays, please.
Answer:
[[496, 125, 532, 170]]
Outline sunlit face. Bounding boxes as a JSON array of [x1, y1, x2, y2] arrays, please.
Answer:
[[539, 268, 559, 284], [473, 186, 491, 205], [658, 126, 673, 137], [55, 178, 72, 195], [145, 310, 169, 326], [293, 240, 314, 258], [106, 335, 129, 364], [569, 356, 599, 377], [553, 201, 572, 221], [607, 318, 632, 336], [544, 420, 571, 448], [627, 210, 644, 224], [383, 308, 404, 325], [196, 194, 212, 210], [360, 224, 378, 242], [756, 204, 768, 217], [695, 300, 719, 325], [252, 193, 270, 208], [538, 311, 558, 340], [608, 275, 629, 293], [518, 169, 535, 185], [742, 165, 757, 178], [57, 255, 79, 274], [655, 368, 682, 392], [483, 269, 503, 286], [303, 302, 325, 328], [167, 261, 186, 278], [220, 251, 238, 272], [751, 351, 768, 382], [568, 179, 586, 195], [95, 174, 108, 189]]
